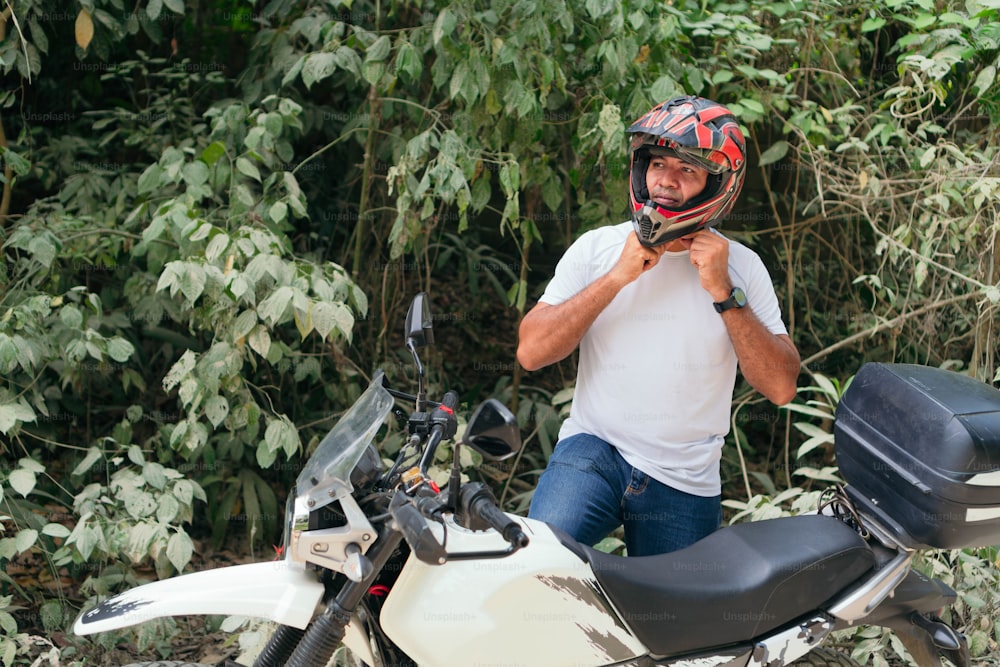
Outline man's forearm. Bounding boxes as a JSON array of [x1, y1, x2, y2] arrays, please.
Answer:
[[516, 272, 627, 371], [721, 307, 800, 405]]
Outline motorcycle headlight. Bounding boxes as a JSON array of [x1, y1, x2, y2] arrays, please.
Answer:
[[349, 443, 384, 488]]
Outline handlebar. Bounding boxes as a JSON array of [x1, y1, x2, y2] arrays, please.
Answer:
[[439, 390, 460, 413], [384, 386, 454, 410], [389, 482, 529, 565], [417, 390, 459, 474], [384, 385, 528, 561], [459, 482, 530, 549], [388, 493, 447, 565]]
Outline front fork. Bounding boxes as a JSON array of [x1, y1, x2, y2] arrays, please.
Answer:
[[251, 527, 408, 667]]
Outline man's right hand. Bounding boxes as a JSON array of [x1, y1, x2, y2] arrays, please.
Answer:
[[608, 232, 668, 287]]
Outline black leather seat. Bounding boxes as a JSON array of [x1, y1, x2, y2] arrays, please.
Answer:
[[579, 515, 875, 657]]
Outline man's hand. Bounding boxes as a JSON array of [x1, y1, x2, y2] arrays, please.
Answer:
[[609, 232, 668, 287], [680, 231, 732, 301]]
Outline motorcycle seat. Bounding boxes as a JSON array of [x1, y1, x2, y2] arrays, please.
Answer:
[[577, 514, 875, 657]]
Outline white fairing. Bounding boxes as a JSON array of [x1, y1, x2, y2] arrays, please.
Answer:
[[342, 616, 378, 666], [380, 515, 646, 667], [73, 560, 324, 635], [747, 616, 833, 666]]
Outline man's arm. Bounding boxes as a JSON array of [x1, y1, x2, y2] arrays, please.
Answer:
[[720, 312, 800, 405], [517, 233, 666, 372], [684, 231, 800, 405]]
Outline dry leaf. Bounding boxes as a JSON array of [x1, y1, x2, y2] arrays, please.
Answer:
[[75, 9, 95, 50]]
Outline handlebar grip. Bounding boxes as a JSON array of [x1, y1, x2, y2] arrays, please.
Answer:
[[389, 494, 447, 565], [414, 495, 447, 519], [419, 391, 460, 473], [440, 390, 459, 411], [433, 390, 459, 438], [474, 496, 529, 548], [461, 483, 529, 549]]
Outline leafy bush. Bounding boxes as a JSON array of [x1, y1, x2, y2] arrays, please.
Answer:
[[1, 0, 999, 663]]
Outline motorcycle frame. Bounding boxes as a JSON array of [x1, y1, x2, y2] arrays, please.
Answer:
[[71, 292, 974, 667], [73, 503, 968, 667]]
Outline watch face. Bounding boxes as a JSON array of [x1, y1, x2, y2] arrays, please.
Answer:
[[714, 287, 747, 313]]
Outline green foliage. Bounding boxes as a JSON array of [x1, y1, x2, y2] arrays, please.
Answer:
[[1, 0, 1000, 663], [918, 548, 1000, 659], [848, 548, 1000, 664], [1, 1, 367, 659], [61, 445, 206, 576], [779, 372, 853, 486]]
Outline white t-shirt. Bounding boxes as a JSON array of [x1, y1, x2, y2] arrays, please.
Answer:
[[539, 222, 788, 496]]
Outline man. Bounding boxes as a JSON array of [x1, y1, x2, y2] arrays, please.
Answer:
[[517, 96, 800, 557]]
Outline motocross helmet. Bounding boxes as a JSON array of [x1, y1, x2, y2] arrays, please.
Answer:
[[628, 96, 746, 247]]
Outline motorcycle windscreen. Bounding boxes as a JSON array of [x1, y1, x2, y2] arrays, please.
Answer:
[[296, 370, 394, 511]]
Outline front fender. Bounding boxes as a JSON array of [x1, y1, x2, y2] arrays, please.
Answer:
[[74, 560, 324, 635]]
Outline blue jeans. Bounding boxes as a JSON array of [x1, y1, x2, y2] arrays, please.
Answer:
[[528, 433, 721, 556]]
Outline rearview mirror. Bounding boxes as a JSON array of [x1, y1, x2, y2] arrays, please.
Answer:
[[405, 292, 434, 349], [462, 399, 521, 461]]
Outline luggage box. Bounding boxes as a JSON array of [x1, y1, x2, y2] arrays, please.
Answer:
[[834, 363, 1000, 549]]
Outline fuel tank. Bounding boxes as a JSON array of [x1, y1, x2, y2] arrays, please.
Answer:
[[379, 515, 646, 667]]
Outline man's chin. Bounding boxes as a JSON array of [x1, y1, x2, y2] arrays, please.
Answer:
[[654, 199, 681, 208]]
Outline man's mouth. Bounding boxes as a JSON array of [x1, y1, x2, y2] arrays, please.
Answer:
[[652, 193, 681, 208]]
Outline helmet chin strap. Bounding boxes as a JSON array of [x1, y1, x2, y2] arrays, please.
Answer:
[[636, 202, 696, 247]]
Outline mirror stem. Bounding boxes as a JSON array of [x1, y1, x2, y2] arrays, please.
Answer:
[[446, 444, 463, 513], [408, 341, 427, 412]]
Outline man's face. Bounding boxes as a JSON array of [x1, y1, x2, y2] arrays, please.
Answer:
[[645, 154, 709, 209]]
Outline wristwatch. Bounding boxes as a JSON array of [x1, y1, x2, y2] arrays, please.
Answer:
[[713, 286, 747, 313]]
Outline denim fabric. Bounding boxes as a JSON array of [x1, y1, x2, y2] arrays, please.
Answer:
[[528, 433, 721, 556]]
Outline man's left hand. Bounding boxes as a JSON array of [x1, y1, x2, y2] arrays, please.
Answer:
[[680, 231, 731, 301]]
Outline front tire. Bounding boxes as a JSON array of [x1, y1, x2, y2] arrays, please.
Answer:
[[790, 646, 864, 666]]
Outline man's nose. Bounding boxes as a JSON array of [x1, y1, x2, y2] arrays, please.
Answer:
[[651, 167, 679, 189]]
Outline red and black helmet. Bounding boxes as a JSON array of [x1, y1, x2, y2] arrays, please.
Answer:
[[627, 96, 746, 247]]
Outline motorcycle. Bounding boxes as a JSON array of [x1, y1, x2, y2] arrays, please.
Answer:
[[74, 292, 1000, 667]]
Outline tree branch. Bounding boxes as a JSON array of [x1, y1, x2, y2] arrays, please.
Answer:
[[0, 4, 11, 40], [0, 111, 13, 231], [800, 292, 981, 371]]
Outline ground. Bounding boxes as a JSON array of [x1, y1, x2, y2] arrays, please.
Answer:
[[7, 534, 248, 666]]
